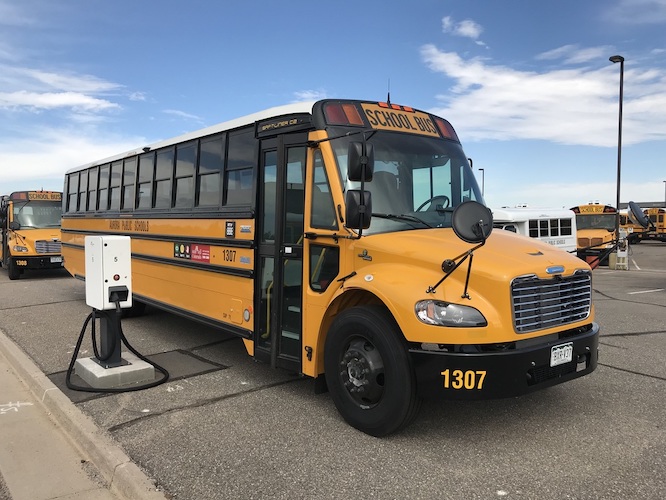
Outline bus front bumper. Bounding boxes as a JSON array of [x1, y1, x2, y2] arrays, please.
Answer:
[[409, 323, 599, 399], [12, 255, 64, 270]]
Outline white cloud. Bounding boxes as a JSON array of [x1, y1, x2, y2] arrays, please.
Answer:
[[537, 45, 614, 65], [0, 1, 35, 27], [292, 89, 327, 102], [163, 109, 203, 122], [0, 90, 119, 111], [129, 91, 147, 102], [442, 16, 486, 46], [605, 0, 666, 24], [420, 44, 666, 147], [0, 127, 144, 189]]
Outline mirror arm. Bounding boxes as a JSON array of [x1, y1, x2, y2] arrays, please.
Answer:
[[426, 240, 486, 295]]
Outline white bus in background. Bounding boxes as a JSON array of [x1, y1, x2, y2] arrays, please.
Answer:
[[491, 206, 577, 253]]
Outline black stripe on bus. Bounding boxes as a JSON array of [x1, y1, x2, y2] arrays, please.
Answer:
[[61, 209, 255, 220], [60, 228, 254, 249], [132, 252, 254, 278], [133, 293, 253, 340], [63, 242, 254, 279]]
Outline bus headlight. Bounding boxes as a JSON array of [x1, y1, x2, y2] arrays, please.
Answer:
[[12, 245, 28, 252], [415, 300, 487, 327]]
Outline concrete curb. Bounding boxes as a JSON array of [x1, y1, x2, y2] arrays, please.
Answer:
[[0, 331, 167, 500]]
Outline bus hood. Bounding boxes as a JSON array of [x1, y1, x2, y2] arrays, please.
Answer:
[[353, 228, 587, 280], [347, 228, 592, 343]]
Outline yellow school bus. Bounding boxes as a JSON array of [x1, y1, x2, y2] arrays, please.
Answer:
[[62, 99, 599, 436], [570, 203, 617, 266], [0, 191, 63, 280], [619, 209, 647, 244], [643, 207, 666, 242]]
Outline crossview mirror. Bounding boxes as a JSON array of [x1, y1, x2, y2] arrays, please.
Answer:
[[452, 201, 493, 243], [9, 221, 20, 230]]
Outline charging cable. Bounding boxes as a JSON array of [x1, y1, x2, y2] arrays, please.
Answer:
[[66, 301, 169, 393]]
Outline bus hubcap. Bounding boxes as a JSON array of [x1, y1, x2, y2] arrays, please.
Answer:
[[339, 338, 384, 407]]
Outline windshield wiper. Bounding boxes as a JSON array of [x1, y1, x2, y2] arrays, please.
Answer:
[[372, 213, 433, 228]]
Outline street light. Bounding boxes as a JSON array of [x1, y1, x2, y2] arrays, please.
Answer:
[[663, 180, 665, 207], [610, 54, 624, 242], [478, 168, 485, 196]]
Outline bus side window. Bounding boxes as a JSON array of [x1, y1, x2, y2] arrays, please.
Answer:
[[78, 169, 88, 212], [175, 142, 196, 209], [310, 150, 337, 229], [87, 167, 98, 211], [137, 153, 154, 209], [154, 148, 174, 209], [198, 135, 224, 207], [98, 164, 110, 211], [109, 161, 122, 210], [67, 173, 79, 213], [121, 157, 136, 211], [225, 129, 255, 206], [309, 245, 339, 292]]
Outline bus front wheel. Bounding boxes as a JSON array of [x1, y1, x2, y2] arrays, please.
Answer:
[[324, 306, 421, 437]]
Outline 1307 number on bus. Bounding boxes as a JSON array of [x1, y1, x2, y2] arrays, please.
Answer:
[[441, 369, 487, 390]]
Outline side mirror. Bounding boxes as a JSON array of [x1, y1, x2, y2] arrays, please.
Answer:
[[628, 201, 651, 229], [345, 190, 372, 229], [9, 221, 20, 230], [452, 201, 493, 243], [347, 141, 374, 182]]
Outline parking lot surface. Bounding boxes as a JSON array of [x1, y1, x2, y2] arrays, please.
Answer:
[[1, 242, 664, 499]]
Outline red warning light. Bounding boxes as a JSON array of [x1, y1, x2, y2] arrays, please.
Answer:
[[113, 274, 120, 281]]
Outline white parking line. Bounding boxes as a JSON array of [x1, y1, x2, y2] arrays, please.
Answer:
[[631, 258, 641, 270], [627, 289, 664, 295]]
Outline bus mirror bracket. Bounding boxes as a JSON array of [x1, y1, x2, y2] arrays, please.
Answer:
[[426, 201, 493, 296]]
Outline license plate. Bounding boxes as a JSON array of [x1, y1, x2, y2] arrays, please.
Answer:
[[550, 342, 573, 367], [50, 256, 63, 263]]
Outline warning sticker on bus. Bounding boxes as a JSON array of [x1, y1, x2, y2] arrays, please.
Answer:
[[174, 243, 210, 263], [361, 104, 439, 137]]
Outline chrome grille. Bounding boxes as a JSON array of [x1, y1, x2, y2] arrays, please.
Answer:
[[35, 240, 61, 254], [511, 271, 591, 333]]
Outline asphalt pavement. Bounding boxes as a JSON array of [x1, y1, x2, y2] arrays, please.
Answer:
[[0, 241, 665, 500]]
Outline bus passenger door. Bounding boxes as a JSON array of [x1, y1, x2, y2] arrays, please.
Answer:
[[257, 135, 307, 371]]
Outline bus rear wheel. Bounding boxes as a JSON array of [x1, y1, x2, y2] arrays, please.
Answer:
[[324, 305, 421, 437]]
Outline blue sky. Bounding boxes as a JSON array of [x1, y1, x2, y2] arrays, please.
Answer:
[[1, 0, 665, 209]]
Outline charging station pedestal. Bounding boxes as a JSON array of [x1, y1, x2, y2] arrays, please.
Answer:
[[74, 235, 155, 389]]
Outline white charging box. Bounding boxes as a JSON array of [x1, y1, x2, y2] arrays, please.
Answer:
[[84, 235, 132, 310]]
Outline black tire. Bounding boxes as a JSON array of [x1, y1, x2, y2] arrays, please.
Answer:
[[324, 305, 421, 436], [7, 257, 20, 280]]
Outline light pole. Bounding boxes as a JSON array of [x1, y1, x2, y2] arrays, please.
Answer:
[[663, 180, 665, 207], [478, 168, 485, 196], [610, 54, 624, 242]]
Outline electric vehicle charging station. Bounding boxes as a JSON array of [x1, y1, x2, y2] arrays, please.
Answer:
[[73, 235, 155, 389]]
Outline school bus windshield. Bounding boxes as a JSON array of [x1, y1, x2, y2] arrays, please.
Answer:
[[13, 200, 63, 228], [575, 213, 616, 231], [329, 130, 484, 234]]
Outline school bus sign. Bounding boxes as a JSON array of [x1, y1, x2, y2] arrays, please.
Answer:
[[27, 191, 62, 201]]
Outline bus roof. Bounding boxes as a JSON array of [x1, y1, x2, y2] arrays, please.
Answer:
[[491, 207, 575, 222], [66, 101, 317, 174]]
